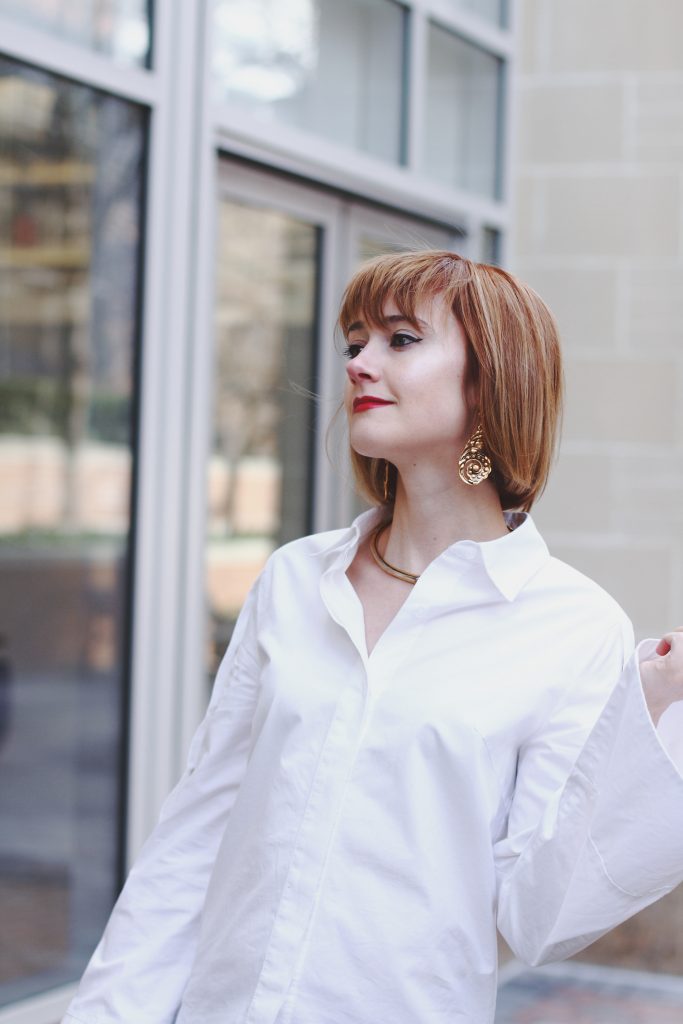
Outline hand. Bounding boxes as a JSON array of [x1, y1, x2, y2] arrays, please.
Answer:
[[640, 627, 683, 726]]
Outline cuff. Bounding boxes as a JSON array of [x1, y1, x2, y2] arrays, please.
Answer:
[[588, 641, 683, 898]]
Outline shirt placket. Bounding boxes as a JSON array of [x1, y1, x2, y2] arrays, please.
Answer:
[[245, 562, 372, 1024], [252, 565, 427, 1024], [275, 642, 425, 1024]]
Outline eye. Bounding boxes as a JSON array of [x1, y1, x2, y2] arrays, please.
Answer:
[[391, 332, 420, 348], [343, 342, 364, 359]]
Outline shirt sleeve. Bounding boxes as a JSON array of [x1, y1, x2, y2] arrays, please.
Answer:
[[495, 618, 683, 967], [62, 569, 267, 1024]]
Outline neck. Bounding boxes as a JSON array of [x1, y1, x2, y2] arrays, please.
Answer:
[[381, 459, 509, 576]]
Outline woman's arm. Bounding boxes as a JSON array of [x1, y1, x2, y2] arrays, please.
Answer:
[[62, 570, 268, 1024], [495, 622, 683, 968]]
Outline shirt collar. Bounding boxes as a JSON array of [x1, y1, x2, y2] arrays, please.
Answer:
[[314, 506, 550, 603], [477, 511, 550, 601]]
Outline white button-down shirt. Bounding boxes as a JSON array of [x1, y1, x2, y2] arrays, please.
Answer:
[[63, 510, 683, 1024]]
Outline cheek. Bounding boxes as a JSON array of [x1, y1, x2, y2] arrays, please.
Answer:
[[342, 377, 355, 413], [414, 361, 468, 414], [405, 367, 470, 444]]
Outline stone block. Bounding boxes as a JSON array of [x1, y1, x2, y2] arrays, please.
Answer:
[[521, 0, 683, 73], [635, 78, 683, 162], [517, 83, 624, 164], [514, 175, 680, 260], [625, 267, 683, 353], [563, 357, 677, 444], [613, 452, 683, 531], [513, 265, 617, 350], [550, 540, 671, 636], [533, 452, 613, 533]]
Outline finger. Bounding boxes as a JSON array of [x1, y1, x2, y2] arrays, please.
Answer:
[[656, 628, 683, 657]]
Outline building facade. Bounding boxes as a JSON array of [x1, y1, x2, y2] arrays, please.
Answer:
[[513, 0, 683, 979], [0, 2, 512, 1020]]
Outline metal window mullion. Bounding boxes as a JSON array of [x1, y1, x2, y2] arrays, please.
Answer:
[[213, 112, 507, 230], [0, 14, 160, 105], [174, 0, 225, 774], [412, 0, 513, 57], [313, 210, 352, 533], [405, 3, 427, 175], [497, 0, 516, 266], [126, 0, 208, 863]]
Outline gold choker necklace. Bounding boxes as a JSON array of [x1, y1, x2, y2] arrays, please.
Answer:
[[370, 520, 514, 585], [370, 524, 419, 584]]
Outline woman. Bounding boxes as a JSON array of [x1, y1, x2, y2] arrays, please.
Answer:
[[63, 251, 683, 1024]]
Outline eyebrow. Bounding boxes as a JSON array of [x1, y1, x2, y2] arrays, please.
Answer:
[[347, 314, 428, 333]]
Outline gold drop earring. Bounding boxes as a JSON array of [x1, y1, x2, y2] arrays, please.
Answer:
[[458, 424, 492, 486]]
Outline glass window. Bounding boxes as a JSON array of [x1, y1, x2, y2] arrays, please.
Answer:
[[0, 58, 145, 1005], [0, 0, 151, 67], [450, 0, 507, 27], [212, 0, 406, 164], [206, 195, 319, 679], [425, 22, 503, 198]]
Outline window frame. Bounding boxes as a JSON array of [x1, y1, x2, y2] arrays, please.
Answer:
[[0, 2, 515, 1020], [211, 0, 515, 235]]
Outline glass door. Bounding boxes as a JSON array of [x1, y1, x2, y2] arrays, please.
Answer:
[[206, 161, 464, 680], [206, 161, 342, 681]]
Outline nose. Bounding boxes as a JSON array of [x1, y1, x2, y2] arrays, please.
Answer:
[[345, 343, 380, 385]]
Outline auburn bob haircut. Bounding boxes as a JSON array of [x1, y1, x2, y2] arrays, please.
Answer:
[[337, 250, 563, 512]]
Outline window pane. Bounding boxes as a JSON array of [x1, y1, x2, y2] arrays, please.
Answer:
[[212, 0, 406, 164], [450, 0, 506, 27], [207, 195, 319, 679], [0, 0, 151, 67], [425, 23, 503, 198], [0, 59, 145, 1004]]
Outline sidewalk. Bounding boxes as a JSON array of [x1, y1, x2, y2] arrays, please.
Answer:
[[496, 960, 683, 1023]]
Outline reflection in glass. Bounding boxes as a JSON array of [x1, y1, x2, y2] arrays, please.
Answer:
[[212, 0, 406, 163], [0, 58, 145, 1004], [425, 23, 502, 198], [0, 0, 151, 66], [207, 196, 319, 680]]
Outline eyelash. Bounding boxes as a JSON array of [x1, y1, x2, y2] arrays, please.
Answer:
[[343, 332, 421, 360]]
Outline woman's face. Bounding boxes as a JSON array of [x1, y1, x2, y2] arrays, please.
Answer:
[[343, 292, 475, 467]]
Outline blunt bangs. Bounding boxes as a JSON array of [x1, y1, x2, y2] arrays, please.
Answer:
[[337, 250, 474, 339]]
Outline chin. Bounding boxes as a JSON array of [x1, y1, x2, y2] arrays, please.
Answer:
[[350, 444, 383, 461], [350, 441, 393, 464]]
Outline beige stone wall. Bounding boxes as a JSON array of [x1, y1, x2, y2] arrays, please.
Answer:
[[512, 0, 683, 639], [511, 0, 683, 973]]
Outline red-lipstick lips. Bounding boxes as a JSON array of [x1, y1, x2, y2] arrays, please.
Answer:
[[353, 396, 394, 412]]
